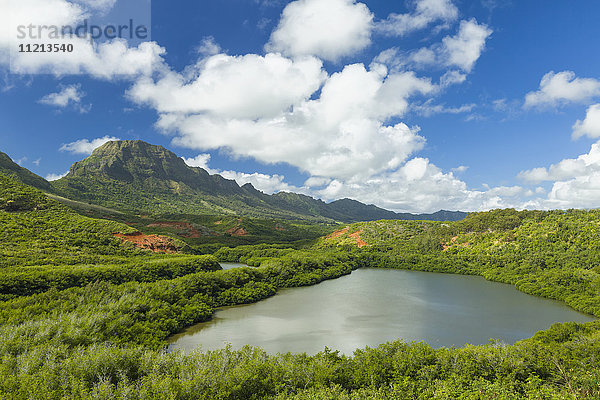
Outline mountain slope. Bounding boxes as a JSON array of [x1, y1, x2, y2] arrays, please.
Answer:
[[49, 140, 466, 222], [0, 151, 52, 191]]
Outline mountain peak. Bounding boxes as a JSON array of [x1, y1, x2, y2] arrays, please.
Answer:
[[0, 151, 52, 192], [51, 140, 467, 222], [66, 140, 200, 183]]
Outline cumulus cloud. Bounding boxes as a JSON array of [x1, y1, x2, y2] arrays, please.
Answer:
[[128, 53, 326, 119], [573, 104, 600, 139], [219, 170, 300, 194], [130, 55, 435, 181], [524, 71, 600, 109], [313, 157, 526, 213], [440, 19, 492, 72], [182, 154, 216, 172], [518, 141, 600, 184], [265, 0, 373, 62], [39, 84, 91, 113], [59, 135, 121, 155], [374, 19, 492, 73], [195, 36, 221, 57], [544, 173, 600, 209], [376, 0, 458, 37], [45, 171, 68, 181], [183, 153, 299, 194]]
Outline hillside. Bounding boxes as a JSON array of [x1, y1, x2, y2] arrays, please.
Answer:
[[316, 208, 600, 317], [0, 151, 52, 192], [1, 176, 600, 398], [50, 140, 466, 222]]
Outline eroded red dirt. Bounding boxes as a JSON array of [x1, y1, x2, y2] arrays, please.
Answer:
[[326, 227, 368, 247], [114, 232, 178, 253], [349, 230, 368, 247], [327, 227, 349, 239], [442, 235, 469, 251], [227, 227, 248, 236]]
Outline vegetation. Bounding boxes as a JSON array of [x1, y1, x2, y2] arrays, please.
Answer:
[[2, 172, 600, 398], [50, 140, 466, 223], [0, 151, 52, 192]]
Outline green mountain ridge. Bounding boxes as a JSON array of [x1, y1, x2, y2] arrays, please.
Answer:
[[0, 151, 52, 192], [47, 140, 467, 222]]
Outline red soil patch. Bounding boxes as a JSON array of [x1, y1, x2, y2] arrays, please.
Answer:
[[114, 232, 178, 254], [326, 227, 368, 247], [275, 224, 286, 231], [442, 236, 469, 251], [214, 221, 222, 225], [327, 227, 349, 239], [146, 221, 206, 238], [349, 230, 368, 248], [227, 227, 248, 236]]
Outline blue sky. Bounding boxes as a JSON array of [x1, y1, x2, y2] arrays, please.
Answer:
[[2, 0, 600, 212]]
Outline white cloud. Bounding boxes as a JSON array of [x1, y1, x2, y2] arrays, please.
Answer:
[[45, 171, 68, 181], [452, 165, 468, 173], [128, 53, 326, 119], [59, 135, 121, 155], [518, 141, 600, 184], [573, 104, 600, 139], [304, 176, 332, 188], [182, 153, 216, 172], [441, 19, 492, 72], [440, 70, 466, 87], [183, 153, 299, 194], [376, 0, 458, 37], [195, 36, 221, 57], [219, 170, 300, 194], [265, 0, 373, 62], [412, 100, 475, 117], [544, 173, 600, 209], [39, 84, 90, 112], [131, 56, 435, 181], [70, 0, 117, 14], [524, 71, 600, 109], [314, 157, 526, 213], [374, 19, 492, 73]]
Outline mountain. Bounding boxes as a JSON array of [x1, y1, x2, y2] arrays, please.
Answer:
[[46, 140, 466, 222], [0, 151, 52, 192]]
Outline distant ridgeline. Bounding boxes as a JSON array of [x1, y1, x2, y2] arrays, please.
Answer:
[[0, 142, 467, 222]]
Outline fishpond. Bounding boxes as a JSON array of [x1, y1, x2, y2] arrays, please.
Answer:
[[168, 268, 595, 355]]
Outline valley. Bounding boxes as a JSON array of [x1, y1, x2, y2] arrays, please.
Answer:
[[1, 142, 600, 398]]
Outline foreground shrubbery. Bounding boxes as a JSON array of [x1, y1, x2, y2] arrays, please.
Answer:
[[2, 175, 600, 398], [1, 321, 599, 399]]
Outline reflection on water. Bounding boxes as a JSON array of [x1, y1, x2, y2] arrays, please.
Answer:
[[169, 268, 595, 355]]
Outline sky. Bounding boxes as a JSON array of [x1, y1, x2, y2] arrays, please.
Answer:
[[1, 0, 600, 213]]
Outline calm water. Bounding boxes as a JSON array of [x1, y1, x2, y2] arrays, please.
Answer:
[[169, 268, 595, 355], [220, 263, 250, 270]]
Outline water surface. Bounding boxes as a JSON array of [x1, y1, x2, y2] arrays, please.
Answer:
[[169, 268, 595, 354], [220, 263, 250, 270]]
